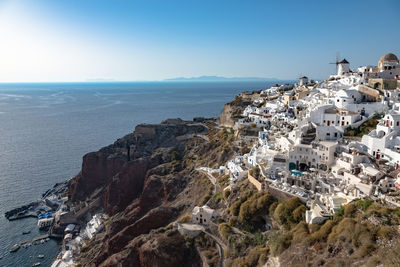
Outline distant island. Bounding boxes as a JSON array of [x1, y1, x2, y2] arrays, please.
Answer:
[[164, 75, 282, 82]]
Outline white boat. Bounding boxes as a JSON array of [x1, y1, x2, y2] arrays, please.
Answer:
[[10, 244, 20, 253], [32, 263, 41, 267], [38, 255, 45, 259]]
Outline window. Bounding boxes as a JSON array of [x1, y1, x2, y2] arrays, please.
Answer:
[[334, 133, 337, 137]]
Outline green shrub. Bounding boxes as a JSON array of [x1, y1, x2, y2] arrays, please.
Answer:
[[293, 205, 306, 222], [219, 223, 232, 240], [328, 218, 355, 243], [269, 202, 278, 215], [312, 220, 335, 243], [269, 231, 293, 256], [291, 221, 309, 243], [230, 200, 242, 216], [377, 225, 396, 239], [238, 193, 274, 222], [229, 217, 238, 227], [213, 192, 223, 202], [356, 242, 376, 258], [344, 203, 356, 217], [224, 189, 231, 199], [273, 197, 304, 227], [357, 199, 373, 211]]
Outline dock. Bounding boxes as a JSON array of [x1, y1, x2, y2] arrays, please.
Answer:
[[4, 202, 39, 221], [7, 212, 37, 221], [32, 234, 49, 242], [17, 234, 50, 248]]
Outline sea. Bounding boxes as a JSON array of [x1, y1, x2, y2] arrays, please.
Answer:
[[0, 81, 282, 266]]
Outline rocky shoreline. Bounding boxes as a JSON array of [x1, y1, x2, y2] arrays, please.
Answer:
[[5, 181, 68, 221]]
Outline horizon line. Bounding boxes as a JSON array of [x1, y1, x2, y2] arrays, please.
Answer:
[[0, 77, 302, 84]]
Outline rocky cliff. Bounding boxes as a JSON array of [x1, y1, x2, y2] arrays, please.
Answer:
[[69, 118, 236, 266]]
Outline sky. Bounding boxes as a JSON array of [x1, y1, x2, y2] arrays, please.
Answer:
[[0, 0, 399, 82]]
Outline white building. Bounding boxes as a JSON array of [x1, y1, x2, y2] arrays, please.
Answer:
[[337, 59, 350, 76], [299, 76, 309, 86], [305, 201, 330, 224], [227, 156, 248, 182], [362, 108, 400, 168], [288, 141, 337, 171], [192, 205, 216, 225], [85, 214, 104, 239]]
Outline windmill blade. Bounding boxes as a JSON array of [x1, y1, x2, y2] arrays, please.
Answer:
[[336, 52, 340, 72]]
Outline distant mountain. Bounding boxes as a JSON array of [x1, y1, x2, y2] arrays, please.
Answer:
[[164, 76, 280, 82]]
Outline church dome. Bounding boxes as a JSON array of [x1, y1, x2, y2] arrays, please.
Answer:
[[379, 53, 399, 63]]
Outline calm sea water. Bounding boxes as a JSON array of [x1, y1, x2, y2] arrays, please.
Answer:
[[0, 81, 280, 266]]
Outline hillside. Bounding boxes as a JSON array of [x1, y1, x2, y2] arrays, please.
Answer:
[[69, 94, 400, 267]]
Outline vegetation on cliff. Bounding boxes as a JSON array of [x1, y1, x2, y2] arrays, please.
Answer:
[[68, 93, 399, 267], [204, 178, 400, 267]]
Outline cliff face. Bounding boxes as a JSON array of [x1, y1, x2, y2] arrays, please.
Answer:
[[68, 118, 232, 266], [68, 118, 205, 203]]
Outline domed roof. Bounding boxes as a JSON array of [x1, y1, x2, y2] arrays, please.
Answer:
[[379, 53, 399, 63]]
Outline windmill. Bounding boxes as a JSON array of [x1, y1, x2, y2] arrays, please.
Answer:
[[329, 52, 341, 73]]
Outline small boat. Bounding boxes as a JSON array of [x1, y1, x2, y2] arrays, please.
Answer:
[[40, 239, 45, 244], [37, 254, 44, 259], [45, 238, 50, 241], [10, 244, 20, 253], [22, 230, 31, 235], [32, 263, 41, 266]]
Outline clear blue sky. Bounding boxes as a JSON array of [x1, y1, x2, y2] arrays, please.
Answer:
[[0, 0, 399, 82]]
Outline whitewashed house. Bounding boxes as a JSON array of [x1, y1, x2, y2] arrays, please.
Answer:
[[192, 205, 216, 225]]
